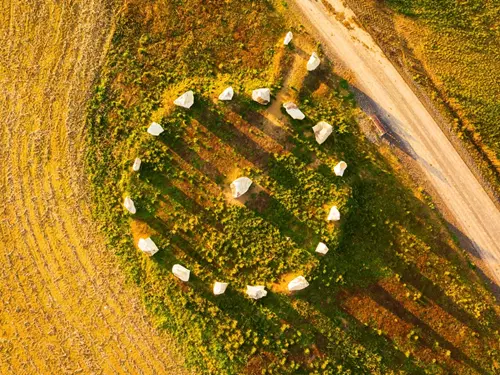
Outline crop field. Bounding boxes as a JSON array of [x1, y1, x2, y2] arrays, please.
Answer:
[[387, 0, 500, 158], [343, 0, 500, 185], [87, 0, 500, 374], [0, 0, 189, 374]]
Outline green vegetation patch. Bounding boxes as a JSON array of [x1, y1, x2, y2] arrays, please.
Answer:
[[86, 0, 499, 374]]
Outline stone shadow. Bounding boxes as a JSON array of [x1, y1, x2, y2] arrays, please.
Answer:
[[368, 284, 489, 375]]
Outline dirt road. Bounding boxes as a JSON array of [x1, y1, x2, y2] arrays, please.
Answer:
[[293, 0, 500, 286], [0, 1, 188, 373]]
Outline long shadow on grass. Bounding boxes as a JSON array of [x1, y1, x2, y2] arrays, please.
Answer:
[[236, 110, 295, 150], [368, 284, 489, 375], [182, 98, 335, 247], [245, 189, 320, 249], [307, 68, 494, 336], [137, 146, 427, 372], [442, 221, 500, 302], [142, 159, 435, 373], [340, 161, 494, 337], [145, 172, 224, 233], [158, 129, 224, 186], [145, 234, 411, 373], [189, 98, 272, 169], [398, 261, 496, 334], [306, 68, 489, 343], [223, 68, 491, 336], [144, 209, 228, 280], [264, 291, 421, 373], [297, 289, 427, 374], [142, 68, 491, 373], [193, 281, 421, 374]]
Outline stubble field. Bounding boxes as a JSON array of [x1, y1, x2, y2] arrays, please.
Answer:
[[0, 1, 188, 373]]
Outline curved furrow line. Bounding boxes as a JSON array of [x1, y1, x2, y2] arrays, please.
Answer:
[[0, 127, 47, 374], [37, 11, 180, 373], [2, 186, 80, 371], [38, 116, 156, 373], [0, 1, 190, 373], [19, 119, 131, 373], [47, 128, 186, 373], [2, 46, 122, 375], [0, 226, 42, 373], [43, 3, 190, 372], [8, 131, 104, 374], [44, 113, 182, 373], [46, 162, 176, 375]]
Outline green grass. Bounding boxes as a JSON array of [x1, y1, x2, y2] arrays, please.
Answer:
[[86, 1, 499, 374], [386, 0, 500, 160]]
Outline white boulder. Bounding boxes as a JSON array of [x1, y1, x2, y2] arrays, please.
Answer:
[[138, 237, 159, 256], [315, 242, 329, 255], [132, 158, 141, 172], [288, 276, 309, 291], [246, 285, 267, 300], [174, 90, 194, 109], [312, 121, 333, 144], [218, 87, 234, 101], [307, 52, 321, 71], [172, 264, 190, 282], [230, 177, 253, 198], [252, 88, 271, 105], [213, 282, 228, 295], [283, 102, 305, 120], [284, 31, 293, 46], [334, 161, 347, 177], [147, 122, 164, 136], [123, 196, 136, 214], [327, 206, 340, 221]]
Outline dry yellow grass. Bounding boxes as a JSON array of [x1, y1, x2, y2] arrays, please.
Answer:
[[0, 1, 188, 373]]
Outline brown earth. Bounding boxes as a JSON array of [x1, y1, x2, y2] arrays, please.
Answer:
[[0, 1, 188, 373]]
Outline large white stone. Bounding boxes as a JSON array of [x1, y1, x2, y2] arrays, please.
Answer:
[[283, 102, 305, 120], [327, 206, 340, 221], [312, 121, 333, 144], [307, 52, 320, 71], [284, 31, 293, 46], [315, 242, 329, 255], [246, 285, 267, 300], [132, 158, 141, 172], [123, 196, 136, 214], [288, 276, 309, 291], [213, 282, 228, 295], [252, 88, 271, 105], [174, 90, 194, 109], [230, 177, 253, 198], [172, 264, 190, 282], [138, 237, 159, 256], [218, 87, 234, 101], [334, 161, 347, 177], [147, 122, 164, 136]]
